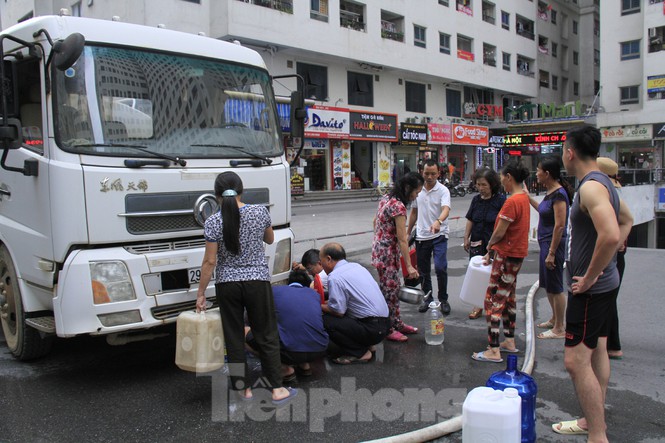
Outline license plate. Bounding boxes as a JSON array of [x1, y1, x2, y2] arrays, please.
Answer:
[[188, 267, 215, 284]]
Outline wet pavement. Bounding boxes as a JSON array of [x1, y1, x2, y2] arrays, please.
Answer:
[[1, 197, 664, 442]]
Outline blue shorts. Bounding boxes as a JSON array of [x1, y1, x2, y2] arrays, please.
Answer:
[[538, 241, 565, 293]]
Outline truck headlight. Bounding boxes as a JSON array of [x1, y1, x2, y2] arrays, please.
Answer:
[[90, 261, 136, 304], [272, 238, 291, 275]]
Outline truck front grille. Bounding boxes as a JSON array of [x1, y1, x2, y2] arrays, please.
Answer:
[[122, 188, 269, 235]]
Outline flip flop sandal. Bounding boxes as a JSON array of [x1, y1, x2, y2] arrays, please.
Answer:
[[468, 308, 483, 319], [499, 345, 520, 353], [538, 329, 566, 339], [331, 355, 371, 365], [471, 351, 503, 363], [272, 387, 298, 406], [386, 330, 408, 342], [551, 419, 588, 435], [537, 320, 554, 329], [282, 372, 297, 383], [398, 324, 419, 334]]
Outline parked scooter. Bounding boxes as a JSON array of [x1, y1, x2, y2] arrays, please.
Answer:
[[444, 179, 467, 197]]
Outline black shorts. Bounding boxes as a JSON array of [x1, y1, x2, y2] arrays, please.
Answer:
[[565, 287, 619, 349]]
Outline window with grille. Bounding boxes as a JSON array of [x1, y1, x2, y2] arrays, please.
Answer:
[[311, 0, 329, 21], [501, 11, 510, 30], [439, 33, 451, 54], [573, 81, 579, 96], [347, 72, 373, 107], [502, 52, 511, 70], [540, 70, 550, 88], [620, 86, 639, 104], [551, 10, 557, 24], [405, 81, 426, 113], [552, 75, 558, 90], [414, 25, 427, 48], [573, 51, 579, 65], [620, 40, 640, 60], [621, 0, 640, 15], [552, 42, 558, 57], [297, 62, 328, 101]]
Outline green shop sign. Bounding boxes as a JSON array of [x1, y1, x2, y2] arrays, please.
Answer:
[[505, 100, 588, 121]]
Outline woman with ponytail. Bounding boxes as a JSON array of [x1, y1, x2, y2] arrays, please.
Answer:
[[196, 171, 296, 404], [527, 157, 573, 339]]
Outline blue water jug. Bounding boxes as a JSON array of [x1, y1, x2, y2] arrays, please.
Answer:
[[486, 354, 537, 443]]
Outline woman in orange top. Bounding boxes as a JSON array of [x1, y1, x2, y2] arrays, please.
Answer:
[[472, 159, 531, 363]]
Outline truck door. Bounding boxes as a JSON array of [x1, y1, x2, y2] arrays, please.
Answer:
[[0, 58, 55, 305]]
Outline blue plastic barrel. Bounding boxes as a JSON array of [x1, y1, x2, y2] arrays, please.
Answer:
[[486, 354, 537, 443]]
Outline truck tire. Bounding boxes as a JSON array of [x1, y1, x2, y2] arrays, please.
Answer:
[[0, 245, 53, 360]]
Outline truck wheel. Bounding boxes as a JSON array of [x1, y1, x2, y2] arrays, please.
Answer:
[[0, 245, 53, 360]]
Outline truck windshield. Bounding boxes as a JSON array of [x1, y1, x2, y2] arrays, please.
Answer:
[[53, 45, 282, 159]]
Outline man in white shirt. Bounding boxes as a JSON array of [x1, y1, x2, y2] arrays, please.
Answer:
[[407, 160, 452, 314]]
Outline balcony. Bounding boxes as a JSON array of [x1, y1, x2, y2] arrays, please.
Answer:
[[381, 19, 404, 42], [340, 9, 365, 31], [239, 0, 293, 13]]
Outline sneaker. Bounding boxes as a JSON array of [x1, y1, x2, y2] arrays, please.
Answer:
[[440, 301, 451, 315], [418, 295, 433, 313]]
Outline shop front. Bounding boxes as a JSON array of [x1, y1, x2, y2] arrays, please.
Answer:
[[303, 105, 350, 191], [600, 124, 656, 185], [451, 123, 490, 181], [394, 123, 427, 182], [425, 122, 452, 170], [500, 131, 567, 171], [349, 111, 398, 188]]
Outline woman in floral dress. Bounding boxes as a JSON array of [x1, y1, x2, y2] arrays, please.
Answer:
[[372, 172, 424, 342]]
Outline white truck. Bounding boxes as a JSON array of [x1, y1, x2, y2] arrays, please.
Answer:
[[0, 14, 305, 360]]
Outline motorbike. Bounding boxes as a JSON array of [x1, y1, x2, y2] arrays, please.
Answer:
[[444, 179, 467, 197], [466, 181, 477, 194]]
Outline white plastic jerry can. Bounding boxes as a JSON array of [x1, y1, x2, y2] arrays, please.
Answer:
[[459, 255, 493, 307], [462, 386, 522, 443], [175, 308, 225, 373]]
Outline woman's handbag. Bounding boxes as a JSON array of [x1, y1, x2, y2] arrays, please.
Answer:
[[175, 308, 225, 373]]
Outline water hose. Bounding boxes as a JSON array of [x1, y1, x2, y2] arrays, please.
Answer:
[[363, 279, 540, 443]]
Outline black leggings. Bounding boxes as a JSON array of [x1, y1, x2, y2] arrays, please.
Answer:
[[216, 280, 282, 391]]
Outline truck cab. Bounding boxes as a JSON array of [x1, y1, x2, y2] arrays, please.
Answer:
[[0, 15, 303, 360]]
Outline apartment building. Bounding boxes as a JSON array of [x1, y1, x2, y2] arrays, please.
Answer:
[[595, 0, 665, 172], [2, 0, 600, 191]]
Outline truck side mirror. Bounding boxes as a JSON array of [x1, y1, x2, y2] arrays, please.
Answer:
[[53, 33, 85, 71], [290, 90, 305, 148], [0, 118, 22, 150]]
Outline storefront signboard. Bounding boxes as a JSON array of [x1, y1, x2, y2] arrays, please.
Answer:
[[463, 103, 503, 119], [658, 187, 665, 212], [647, 75, 665, 94], [349, 111, 398, 141], [400, 123, 428, 147], [653, 122, 665, 140], [332, 141, 352, 190], [305, 106, 350, 139], [304, 139, 330, 150], [451, 124, 489, 146], [290, 171, 304, 195], [488, 135, 505, 148], [601, 125, 652, 142], [428, 123, 452, 144], [502, 131, 566, 147]]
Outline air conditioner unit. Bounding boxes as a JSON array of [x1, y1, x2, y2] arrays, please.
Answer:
[[649, 28, 657, 38]]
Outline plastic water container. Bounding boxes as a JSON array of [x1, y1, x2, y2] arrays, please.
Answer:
[[175, 309, 225, 373], [487, 355, 538, 443], [462, 386, 521, 443], [459, 255, 492, 307]]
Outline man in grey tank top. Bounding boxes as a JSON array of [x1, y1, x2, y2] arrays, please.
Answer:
[[552, 126, 633, 441]]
